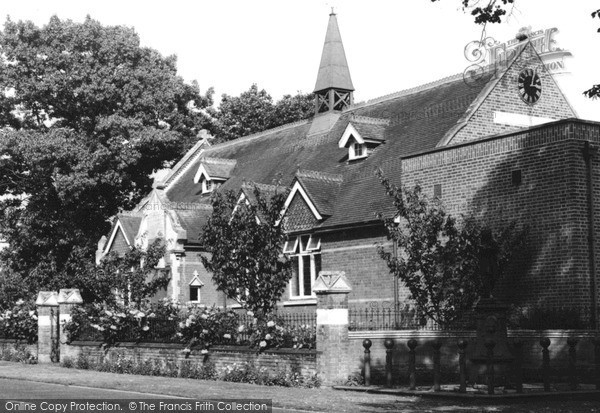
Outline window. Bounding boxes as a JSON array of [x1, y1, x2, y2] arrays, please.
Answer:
[[201, 178, 223, 194], [512, 170, 522, 185], [189, 286, 201, 302], [349, 140, 367, 161], [433, 184, 442, 199], [189, 274, 204, 303], [285, 235, 321, 298]]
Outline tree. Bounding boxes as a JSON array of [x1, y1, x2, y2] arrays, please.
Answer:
[[0, 16, 214, 297], [377, 171, 527, 326], [432, 1, 600, 99], [92, 239, 169, 307], [200, 185, 291, 315], [211, 84, 313, 143]]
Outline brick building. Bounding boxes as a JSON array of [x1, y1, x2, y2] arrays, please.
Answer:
[[97, 13, 600, 325]]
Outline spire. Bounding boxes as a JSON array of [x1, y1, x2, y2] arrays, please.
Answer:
[[314, 11, 354, 93], [313, 12, 354, 114]]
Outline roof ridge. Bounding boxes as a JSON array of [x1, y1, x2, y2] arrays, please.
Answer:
[[118, 211, 143, 217], [206, 118, 312, 152], [297, 169, 344, 183], [202, 157, 237, 165], [241, 181, 285, 192], [346, 72, 465, 111], [350, 115, 390, 126]]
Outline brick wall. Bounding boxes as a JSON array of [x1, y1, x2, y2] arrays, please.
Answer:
[[402, 120, 600, 313], [63, 342, 316, 377], [450, 43, 576, 145]]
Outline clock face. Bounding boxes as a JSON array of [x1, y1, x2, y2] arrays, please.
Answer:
[[517, 68, 542, 104]]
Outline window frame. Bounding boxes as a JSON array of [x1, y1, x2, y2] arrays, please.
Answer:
[[287, 235, 321, 299]]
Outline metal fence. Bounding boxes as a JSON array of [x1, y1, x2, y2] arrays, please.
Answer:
[[237, 312, 316, 343], [348, 306, 477, 331]]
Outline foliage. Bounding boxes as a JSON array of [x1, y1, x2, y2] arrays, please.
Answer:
[[211, 84, 313, 143], [0, 343, 37, 364], [177, 306, 238, 351], [64, 298, 180, 346], [377, 171, 528, 326], [200, 185, 291, 315], [0, 300, 38, 344], [0, 15, 214, 299], [243, 311, 315, 350], [65, 301, 316, 351], [95, 239, 169, 306], [430, 0, 516, 25]]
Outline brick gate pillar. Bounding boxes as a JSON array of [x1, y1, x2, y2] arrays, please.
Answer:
[[35, 291, 59, 363], [314, 271, 352, 386], [58, 289, 83, 361]]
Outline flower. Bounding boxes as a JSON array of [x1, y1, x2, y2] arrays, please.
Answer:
[[265, 334, 272, 340], [247, 311, 254, 317], [105, 310, 113, 317], [201, 349, 209, 355], [238, 325, 245, 332], [201, 313, 209, 320], [142, 325, 150, 331], [182, 348, 191, 354], [15, 299, 24, 306], [117, 312, 126, 318], [179, 322, 185, 329], [110, 325, 117, 331], [202, 329, 209, 335], [259, 341, 267, 348], [223, 333, 231, 339], [267, 321, 275, 327]]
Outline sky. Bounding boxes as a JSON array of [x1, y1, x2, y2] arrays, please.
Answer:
[[2, 0, 600, 121]]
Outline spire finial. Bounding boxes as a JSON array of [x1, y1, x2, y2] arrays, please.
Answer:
[[330, 7, 335, 15]]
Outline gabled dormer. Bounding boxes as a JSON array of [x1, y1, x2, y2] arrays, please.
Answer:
[[338, 116, 388, 161], [193, 157, 237, 194]]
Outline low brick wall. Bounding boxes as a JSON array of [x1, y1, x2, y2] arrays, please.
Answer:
[[63, 341, 317, 377], [0, 339, 38, 359], [348, 330, 598, 385]]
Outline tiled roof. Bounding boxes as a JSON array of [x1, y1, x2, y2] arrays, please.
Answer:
[[118, 213, 142, 245], [295, 170, 343, 217], [202, 157, 237, 180], [174, 208, 212, 245], [162, 73, 489, 233]]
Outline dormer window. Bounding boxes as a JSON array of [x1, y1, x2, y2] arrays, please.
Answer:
[[194, 157, 236, 194], [350, 142, 366, 160], [338, 120, 386, 162], [201, 178, 221, 194]]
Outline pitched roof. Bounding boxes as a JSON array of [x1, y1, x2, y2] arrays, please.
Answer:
[[295, 170, 343, 217], [314, 12, 354, 93], [173, 208, 212, 245], [161, 73, 489, 232], [118, 213, 142, 244]]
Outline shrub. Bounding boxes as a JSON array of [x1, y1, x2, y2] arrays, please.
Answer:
[[0, 343, 37, 364], [0, 300, 38, 344], [178, 306, 239, 351]]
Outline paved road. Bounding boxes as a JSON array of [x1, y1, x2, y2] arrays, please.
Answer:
[[0, 377, 183, 399], [0, 378, 309, 413]]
